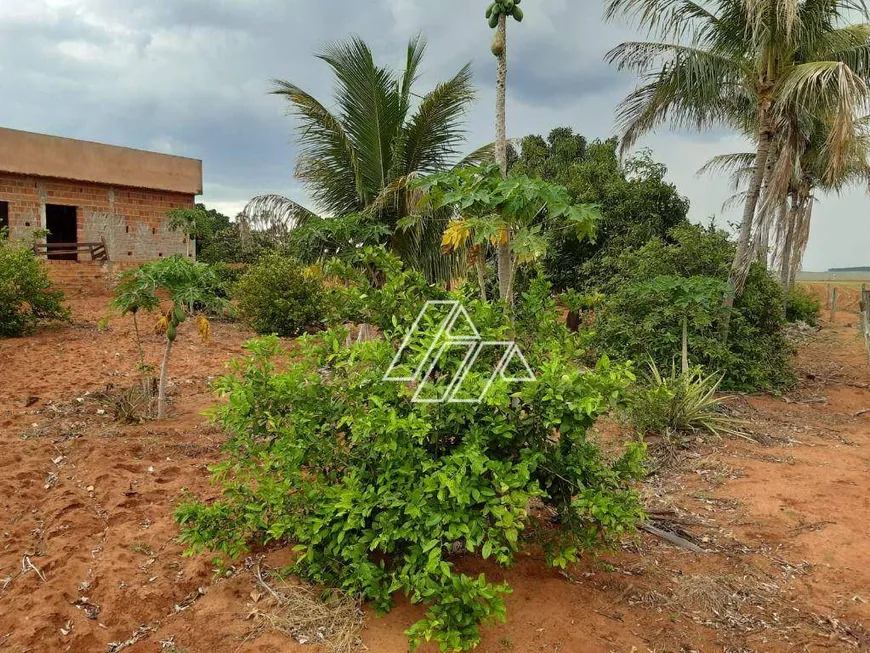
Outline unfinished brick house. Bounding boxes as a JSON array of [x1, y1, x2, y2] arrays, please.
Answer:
[[0, 127, 202, 267]]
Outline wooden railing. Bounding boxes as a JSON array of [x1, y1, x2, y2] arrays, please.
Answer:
[[34, 236, 108, 262]]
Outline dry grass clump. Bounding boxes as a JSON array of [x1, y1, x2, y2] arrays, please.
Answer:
[[668, 573, 780, 631], [251, 566, 363, 653], [91, 380, 157, 423]]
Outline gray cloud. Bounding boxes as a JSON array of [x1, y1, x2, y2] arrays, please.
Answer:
[[0, 0, 866, 269]]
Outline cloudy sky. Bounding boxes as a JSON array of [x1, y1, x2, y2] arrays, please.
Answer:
[[1, 0, 866, 270]]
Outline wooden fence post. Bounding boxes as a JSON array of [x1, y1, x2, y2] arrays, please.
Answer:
[[862, 289, 870, 364], [825, 284, 832, 310], [829, 287, 839, 323]]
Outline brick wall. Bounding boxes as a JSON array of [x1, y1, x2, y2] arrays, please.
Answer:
[[0, 172, 196, 262], [44, 260, 141, 296]]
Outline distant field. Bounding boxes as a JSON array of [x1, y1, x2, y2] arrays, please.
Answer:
[[797, 271, 870, 283], [797, 275, 868, 313]]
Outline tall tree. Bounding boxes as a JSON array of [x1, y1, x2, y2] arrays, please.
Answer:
[[243, 35, 484, 281], [605, 0, 870, 324], [511, 129, 689, 290], [486, 0, 525, 301]]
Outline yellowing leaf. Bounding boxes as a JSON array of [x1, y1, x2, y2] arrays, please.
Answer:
[[155, 315, 169, 336], [197, 315, 211, 344], [441, 220, 471, 254]]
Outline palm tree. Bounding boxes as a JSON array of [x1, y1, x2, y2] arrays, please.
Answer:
[[702, 110, 870, 303], [775, 113, 870, 291], [605, 0, 870, 323], [243, 35, 484, 281]]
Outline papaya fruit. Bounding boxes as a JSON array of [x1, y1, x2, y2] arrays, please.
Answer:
[[513, 7, 524, 21]]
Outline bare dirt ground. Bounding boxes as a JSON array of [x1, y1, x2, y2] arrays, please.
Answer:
[[1, 296, 869, 653]]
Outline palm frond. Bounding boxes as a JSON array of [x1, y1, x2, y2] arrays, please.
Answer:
[[271, 79, 364, 215], [240, 194, 320, 237], [456, 142, 496, 167], [697, 152, 756, 178], [400, 63, 476, 175], [607, 42, 747, 151], [317, 37, 406, 204]]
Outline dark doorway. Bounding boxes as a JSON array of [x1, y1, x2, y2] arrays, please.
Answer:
[[46, 204, 78, 260], [0, 201, 8, 233]]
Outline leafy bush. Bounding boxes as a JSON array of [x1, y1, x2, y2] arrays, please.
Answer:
[[0, 235, 69, 337], [592, 224, 793, 390], [785, 286, 821, 325], [510, 130, 689, 291], [322, 246, 449, 332], [234, 254, 326, 337], [625, 362, 742, 437], [210, 263, 246, 300], [176, 300, 645, 651], [282, 213, 391, 264], [198, 224, 275, 265]]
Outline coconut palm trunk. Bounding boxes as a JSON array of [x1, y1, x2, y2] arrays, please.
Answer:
[[494, 14, 512, 303], [779, 188, 799, 306], [789, 191, 814, 289], [723, 109, 773, 334]]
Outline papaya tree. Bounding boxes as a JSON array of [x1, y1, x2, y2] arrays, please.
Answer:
[[112, 257, 229, 419], [628, 276, 727, 374], [408, 163, 599, 302], [485, 0, 524, 301]]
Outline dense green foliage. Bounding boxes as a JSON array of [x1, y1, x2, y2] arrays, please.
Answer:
[[282, 213, 391, 265], [410, 163, 600, 301], [198, 224, 275, 265], [593, 224, 793, 390], [176, 290, 645, 651], [785, 286, 822, 326], [322, 247, 448, 332], [0, 234, 68, 337], [510, 129, 689, 290], [234, 254, 327, 337]]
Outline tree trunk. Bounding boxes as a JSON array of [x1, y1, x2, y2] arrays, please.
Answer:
[[681, 314, 689, 375], [780, 188, 799, 310], [494, 14, 512, 304], [752, 150, 779, 266], [157, 337, 173, 420], [788, 190, 813, 289], [476, 255, 488, 301], [132, 311, 148, 392], [722, 110, 773, 339]]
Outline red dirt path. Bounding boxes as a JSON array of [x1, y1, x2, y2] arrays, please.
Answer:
[[1, 297, 869, 652]]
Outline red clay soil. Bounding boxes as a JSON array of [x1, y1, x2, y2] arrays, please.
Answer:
[[1, 297, 869, 653]]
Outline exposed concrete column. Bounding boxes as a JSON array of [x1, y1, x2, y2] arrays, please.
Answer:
[[37, 180, 46, 230]]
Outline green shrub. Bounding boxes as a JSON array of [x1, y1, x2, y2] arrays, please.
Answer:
[[785, 286, 821, 325], [234, 254, 326, 337], [198, 224, 275, 265], [625, 362, 742, 437], [592, 224, 793, 390], [210, 262, 246, 300], [0, 235, 69, 337], [322, 246, 448, 331], [176, 300, 645, 651]]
